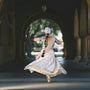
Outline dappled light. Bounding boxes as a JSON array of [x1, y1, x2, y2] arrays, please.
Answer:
[[24, 19, 64, 61], [0, 0, 90, 90]]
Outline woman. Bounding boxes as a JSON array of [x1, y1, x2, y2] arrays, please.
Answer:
[[24, 27, 67, 83]]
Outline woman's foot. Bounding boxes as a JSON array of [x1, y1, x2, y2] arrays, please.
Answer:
[[46, 75, 51, 83]]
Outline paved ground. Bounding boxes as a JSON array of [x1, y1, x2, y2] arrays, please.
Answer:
[[0, 59, 90, 90], [1, 80, 90, 90], [0, 71, 90, 90]]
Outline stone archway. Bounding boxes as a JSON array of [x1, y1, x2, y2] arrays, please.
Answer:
[[22, 12, 66, 61]]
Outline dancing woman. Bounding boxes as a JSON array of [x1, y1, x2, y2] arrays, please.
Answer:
[[24, 27, 67, 83]]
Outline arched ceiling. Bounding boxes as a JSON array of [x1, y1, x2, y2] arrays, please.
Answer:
[[15, 0, 81, 25], [15, 0, 81, 14], [15, 0, 81, 39], [0, 0, 4, 12]]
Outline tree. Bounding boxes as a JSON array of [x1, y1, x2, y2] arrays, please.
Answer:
[[25, 19, 60, 60]]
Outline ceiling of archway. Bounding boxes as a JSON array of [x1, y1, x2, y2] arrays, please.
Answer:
[[15, 0, 81, 38]]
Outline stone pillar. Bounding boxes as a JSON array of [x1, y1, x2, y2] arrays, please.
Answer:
[[9, 11, 16, 60], [74, 8, 81, 60], [81, 36, 88, 61], [1, 7, 9, 46], [0, 17, 1, 45], [0, 3, 11, 65], [87, 0, 90, 60], [75, 38, 81, 59], [87, 36, 90, 59], [0, 0, 16, 66], [79, 0, 88, 62]]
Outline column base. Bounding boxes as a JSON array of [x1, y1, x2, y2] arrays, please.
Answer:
[[74, 56, 81, 60], [79, 58, 88, 62]]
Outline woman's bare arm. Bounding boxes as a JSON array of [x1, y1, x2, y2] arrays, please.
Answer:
[[34, 38, 40, 41], [55, 40, 61, 45], [55, 38, 62, 45], [34, 37, 43, 42]]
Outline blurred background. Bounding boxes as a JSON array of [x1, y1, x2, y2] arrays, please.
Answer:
[[0, 0, 90, 89], [0, 0, 90, 71]]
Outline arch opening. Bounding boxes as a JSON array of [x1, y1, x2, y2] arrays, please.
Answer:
[[24, 18, 64, 61]]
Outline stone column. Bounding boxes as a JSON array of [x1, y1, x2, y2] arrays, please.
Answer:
[[75, 38, 81, 59], [87, 0, 90, 60], [79, 0, 88, 62], [74, 8, 81, 60], [1, 7, 9, 46], [87, 36, 90, 59], [80, 36, 88, 61], [0, 17, 1, 44]]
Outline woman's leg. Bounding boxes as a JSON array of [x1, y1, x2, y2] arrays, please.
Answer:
[[46, 75, 51, 83]]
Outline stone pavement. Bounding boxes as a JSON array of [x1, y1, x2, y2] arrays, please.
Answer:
[[0, 59, 90, 90], [0, 72, 90, 90]]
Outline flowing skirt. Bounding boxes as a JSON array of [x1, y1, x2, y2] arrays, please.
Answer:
[[24, 49, 67, 77]]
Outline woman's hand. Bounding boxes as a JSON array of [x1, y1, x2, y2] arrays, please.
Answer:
[[34, 38, 39, 41], [55, 40, 61, 45], [36, 55, 40, 59]]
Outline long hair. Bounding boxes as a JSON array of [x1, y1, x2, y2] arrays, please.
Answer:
[[41, 34, 49, 57]]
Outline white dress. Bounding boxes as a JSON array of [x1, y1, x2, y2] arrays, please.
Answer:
[[24, 37, 67, 77]]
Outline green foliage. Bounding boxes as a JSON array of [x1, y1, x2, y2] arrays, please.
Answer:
[[36, 41, 42, 48], [25, 19, 62, 60], [29, 19, 60, 38]]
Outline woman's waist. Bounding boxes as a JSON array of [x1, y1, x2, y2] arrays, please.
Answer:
[[50, 47, 53, 49], [42, 47, 53, 51], [45, 49, 54, 54]]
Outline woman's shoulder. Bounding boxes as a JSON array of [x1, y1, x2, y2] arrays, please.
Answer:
[[49, 36, 55, 41], [43, 36, 55, 41], [49, 36, 55, 38]]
